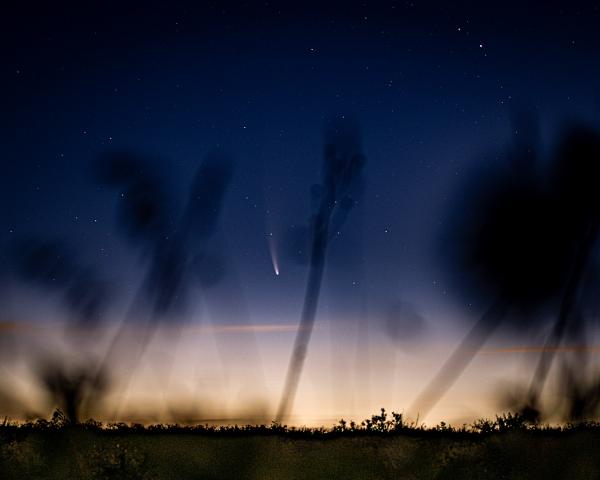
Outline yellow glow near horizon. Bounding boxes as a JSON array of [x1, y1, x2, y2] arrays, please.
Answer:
[[1, 319, 597, 426]]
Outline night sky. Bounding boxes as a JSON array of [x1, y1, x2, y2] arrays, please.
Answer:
[[3, 2, 600, 425]]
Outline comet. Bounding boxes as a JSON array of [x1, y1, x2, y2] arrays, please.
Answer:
[[267, 234, 280, 276]]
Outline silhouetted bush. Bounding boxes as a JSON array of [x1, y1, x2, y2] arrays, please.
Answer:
[[3, 408, 598, 438]]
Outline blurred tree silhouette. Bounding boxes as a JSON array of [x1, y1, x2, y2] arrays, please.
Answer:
[[412, 116, 600, 422], [277, 118, 366, 421]]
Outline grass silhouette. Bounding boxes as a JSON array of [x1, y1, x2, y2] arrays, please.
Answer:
[[2, 409, 600, 479]]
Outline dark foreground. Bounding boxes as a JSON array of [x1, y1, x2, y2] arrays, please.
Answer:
[[2, 414, 600, 479]]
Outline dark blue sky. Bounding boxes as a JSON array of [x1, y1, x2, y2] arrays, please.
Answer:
[[5, 1, 600, 426], [4, 1, 600, 328]]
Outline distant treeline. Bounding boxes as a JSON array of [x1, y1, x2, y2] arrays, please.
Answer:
[[3, 408, 600, 438]]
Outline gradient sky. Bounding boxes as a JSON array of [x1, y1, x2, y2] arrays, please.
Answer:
[[3, 1, 600, 425]]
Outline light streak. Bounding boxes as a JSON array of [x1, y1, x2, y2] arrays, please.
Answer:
[[267, 234, 280, 276]]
